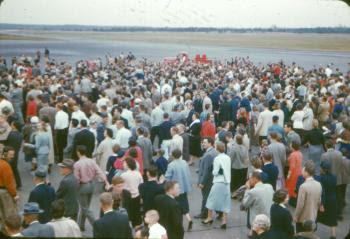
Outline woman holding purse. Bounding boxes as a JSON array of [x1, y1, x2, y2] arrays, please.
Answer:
[[202, 141, 231, 229]]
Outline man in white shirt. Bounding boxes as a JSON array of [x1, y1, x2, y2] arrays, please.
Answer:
[[71, 105, 89, 125], [47, 199, 81, 237], [121, 103, 134, 128], [144, 210, 167, 239], [96, 92, 110, 112], [115, 120, 132, 150], [255, 102, 274, 144], [0, 93, 14, 117], [272, 102, 284, 127], [161, 80, 172, 96], [55, 104, 69, 163]]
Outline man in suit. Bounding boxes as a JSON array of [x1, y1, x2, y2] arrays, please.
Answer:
[[155, 181, 184, 239], [72, 119, 95, 160], [64, 118, 80, 159], [21, 202, 55, 237], [139, 166, 164, 213], [39, 99, 56, 135], [28, 168, 56, 223], [57, 159, 79, 221], [242, 171, 274, 229], [93, 192, 132, 238], [261, 151, 279, 190], [268, 132, 287, 189], [136, 127, 153, 175], [255, 101, 274, 143], [195, 136, 217, 219], [321, 140, 350, 219], [294, 160, 322, 233]]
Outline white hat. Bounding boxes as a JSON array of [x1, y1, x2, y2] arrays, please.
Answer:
[[30, 116, 39, 124], [134, 98, 142, 104]]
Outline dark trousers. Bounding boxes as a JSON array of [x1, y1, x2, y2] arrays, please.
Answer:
[[231, 168, 248, 192], [336, 184, 347, 217], [56, 128, 68, 162], [150, 126, 159, 146], [9, 156, 21, 188], [78, 182, 95, 229], [130, 196, 142, 227], [296, 222, 303, 233], [200, 185, 211, 218]]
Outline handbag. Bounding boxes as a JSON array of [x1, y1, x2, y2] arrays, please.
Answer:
[[23, 143, 36, 157]]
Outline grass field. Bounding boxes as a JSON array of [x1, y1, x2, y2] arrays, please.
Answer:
[[1, 30, 350, 52]]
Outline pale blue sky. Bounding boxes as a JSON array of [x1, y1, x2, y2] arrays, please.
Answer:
[[0, 0, 349, 27]]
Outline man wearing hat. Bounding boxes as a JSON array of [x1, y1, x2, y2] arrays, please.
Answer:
[[57, 159, 79, 221], [28, 168, 56, 223], [21, 202, 55, 237]]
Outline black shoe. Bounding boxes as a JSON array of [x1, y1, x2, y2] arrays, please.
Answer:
[[201, 219, 213, 225], [187, 220, 193, 231], [220, 223, 227, 230], [194, 214, 205, 219]]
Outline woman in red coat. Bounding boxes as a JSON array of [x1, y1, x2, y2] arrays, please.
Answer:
[[285, 141, 303, 200], [201, 113, 216, 140], [26, 95, 37, 118], [123, 139, 143, 175]]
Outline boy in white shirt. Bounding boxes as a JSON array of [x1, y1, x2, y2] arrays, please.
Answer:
[[145, 210, 167, 239]]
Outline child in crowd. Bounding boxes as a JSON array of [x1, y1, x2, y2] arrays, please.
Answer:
[[154, 149, 168, 177]]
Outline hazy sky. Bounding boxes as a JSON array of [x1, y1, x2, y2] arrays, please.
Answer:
[[0, 0, 349, 28]]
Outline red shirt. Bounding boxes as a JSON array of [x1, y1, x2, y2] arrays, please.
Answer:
[[0, 159, 16, 197], [123, 146, 144, 175], [26, 100, 37, 117], [201, 121, 216, 139]]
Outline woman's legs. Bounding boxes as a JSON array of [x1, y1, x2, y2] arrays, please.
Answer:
[[221, 212, 227, 225], [330, 226, 336, 238], [204, 209, 213, 221]]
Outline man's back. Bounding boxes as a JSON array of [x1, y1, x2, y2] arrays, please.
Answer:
[[155, 194, 184, 239], [21, 221, 55, 237], [243, 182, 274, 225], [256, 110, 273, 136], [321, 149, 345, 185], [295, 178, 322, 223], [268, 141, 286, 179], [262, 163, 279, 189], [93, 211, 132, 238], [28, 184, 56, 223], [56, 173, 79, 218], [139, 181, 164, 212], [48, 217, 81, 237], [73, 129, 95, 159]]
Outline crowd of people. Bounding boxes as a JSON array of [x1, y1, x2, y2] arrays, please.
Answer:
[[0, 51, 349, 239]]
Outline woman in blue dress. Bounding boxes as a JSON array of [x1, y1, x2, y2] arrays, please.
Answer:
[[202, 141, 231, 229]]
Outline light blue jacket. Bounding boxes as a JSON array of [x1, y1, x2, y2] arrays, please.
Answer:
[[35, 131, 51, 155], [165, 158, 191, 194]]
